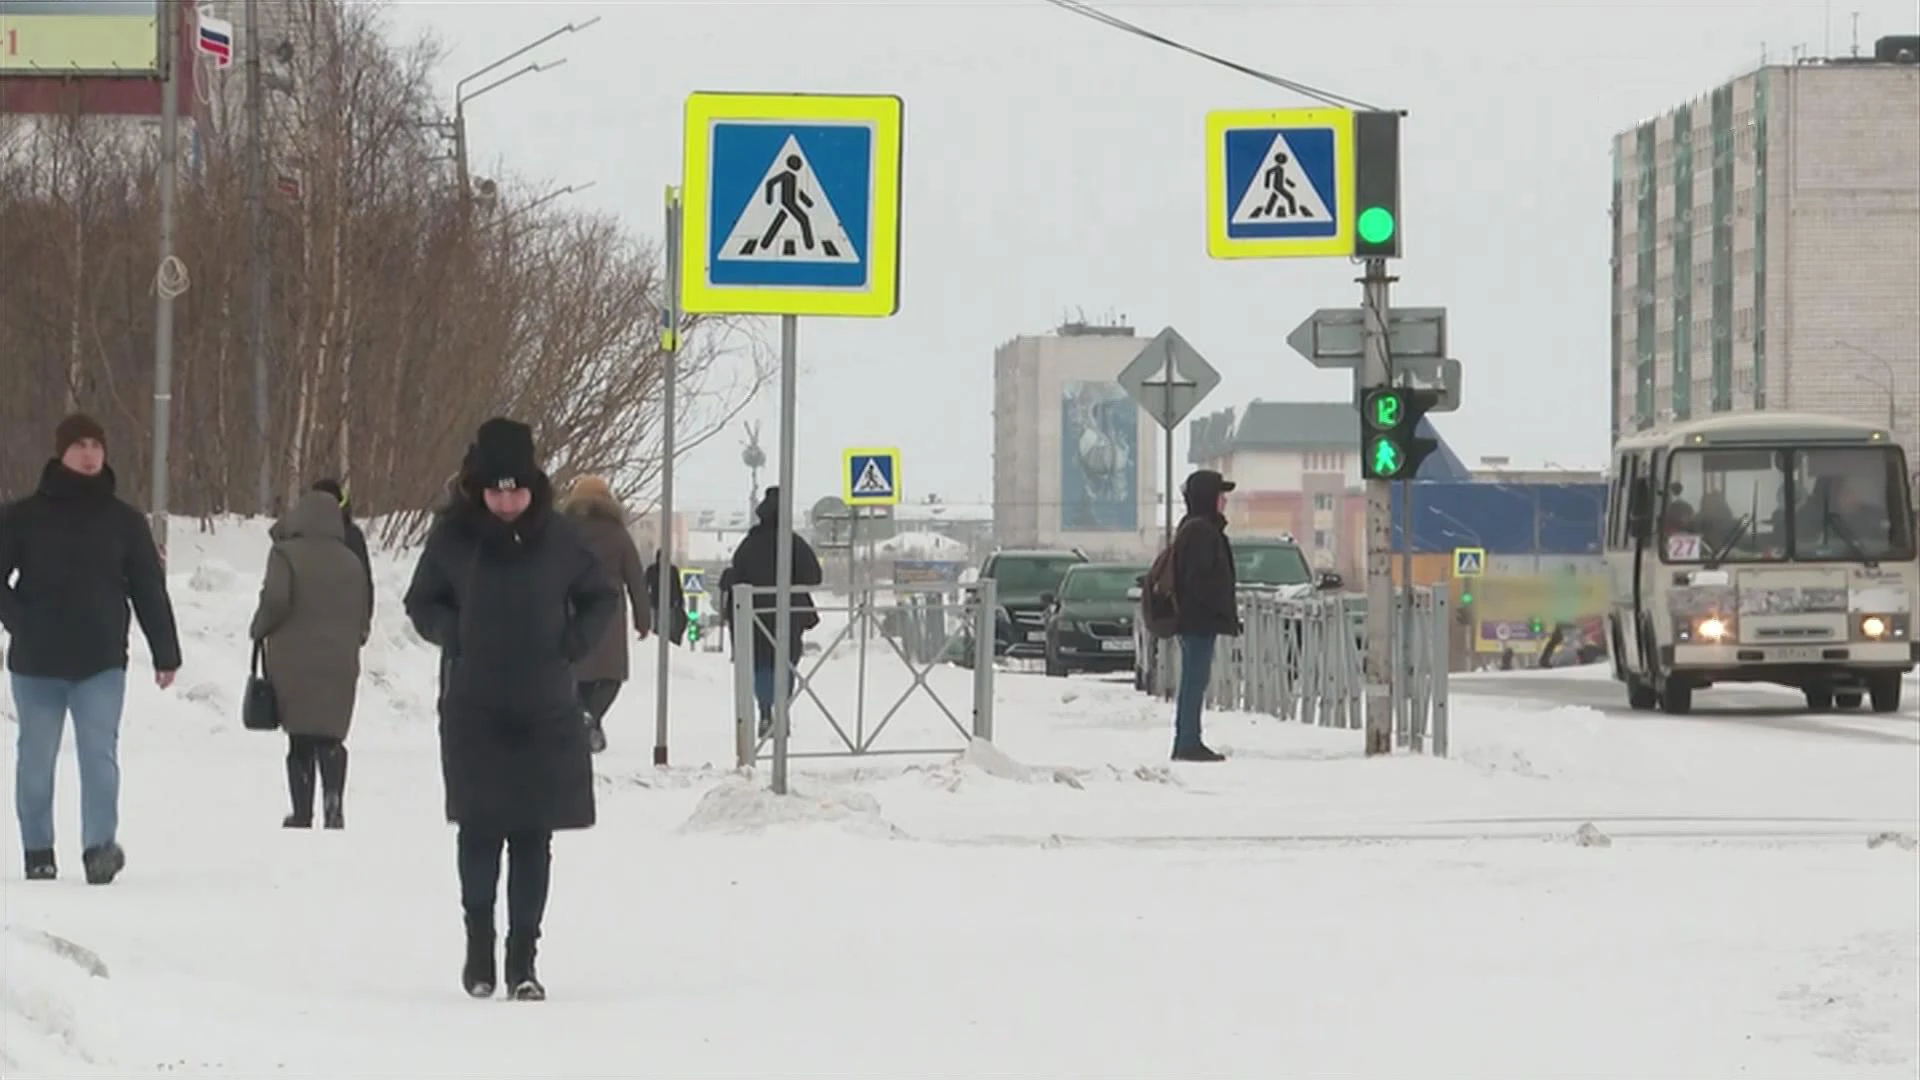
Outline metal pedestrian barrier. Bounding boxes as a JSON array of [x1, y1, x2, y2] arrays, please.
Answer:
[[729, 581, 999, 770], [1145, 585, 1450, 756]]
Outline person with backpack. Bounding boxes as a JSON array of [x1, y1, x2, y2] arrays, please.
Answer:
[[1140, 469, 1238, 762]]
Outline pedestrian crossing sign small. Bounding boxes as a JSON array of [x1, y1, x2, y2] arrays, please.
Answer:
[[843, 448, 901, 507], [1452, 546, 1486, 578]]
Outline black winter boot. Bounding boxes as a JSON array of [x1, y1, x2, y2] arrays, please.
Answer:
[[284, 750, 316, 828], [81, 842, 125, 885], [462, 913, 496, 998], [24, 848, 56, 881], [504, 933, 544, 1001], [317, 744, 348, 830]]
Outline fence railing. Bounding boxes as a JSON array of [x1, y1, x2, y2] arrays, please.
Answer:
[[1145, 585, 1451, 756]]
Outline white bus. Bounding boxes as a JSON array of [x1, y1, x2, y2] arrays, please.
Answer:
[[1603, 412, 1917, 714]]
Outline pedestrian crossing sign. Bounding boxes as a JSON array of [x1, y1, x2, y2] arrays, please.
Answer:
[[1452, 546, 1486, 578], [680, 569, 707, 595], [1205, 106, 1355, 260], [843, 448, 901, 507]]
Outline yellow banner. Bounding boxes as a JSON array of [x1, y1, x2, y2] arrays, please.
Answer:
[[1, 13, 161, 76], [1469, 573, 1608, 653]]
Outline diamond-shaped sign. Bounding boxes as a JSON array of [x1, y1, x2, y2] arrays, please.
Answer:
[[1116, 327, 1222, 431]]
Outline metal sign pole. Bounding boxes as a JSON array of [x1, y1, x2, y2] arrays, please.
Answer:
[[149, 0, 181, 554], [770, 314, 799, 795], [1360, 259, 1395, 756], [653, 188, 682, 767]]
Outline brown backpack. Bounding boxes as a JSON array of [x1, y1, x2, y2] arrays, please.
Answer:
[[1139, 528, 1186, 639]]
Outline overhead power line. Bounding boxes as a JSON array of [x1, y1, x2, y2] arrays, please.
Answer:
[[1040, 0, 1381, 111]]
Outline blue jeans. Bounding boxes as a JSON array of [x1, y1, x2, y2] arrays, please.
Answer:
[[1174, 633, 1217, 750], [13, 669, 129, 853], [752, 664, 801, 726]]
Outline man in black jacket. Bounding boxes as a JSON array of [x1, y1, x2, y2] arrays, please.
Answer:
[[403, 418, 616, 1003], [310, 478, 373, 612], [1167, 469, 1238, 762], [727, 487, 823, 738], [0, 414, 183, 883]]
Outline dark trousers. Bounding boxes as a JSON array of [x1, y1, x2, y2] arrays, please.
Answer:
[[576, 680, 622, 727], [1174, 633, 1218, 751], [457, 827, 553, 941], [285, 734, 346, 821]]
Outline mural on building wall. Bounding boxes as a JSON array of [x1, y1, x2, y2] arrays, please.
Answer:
[[1058, 380, 1138, 531]]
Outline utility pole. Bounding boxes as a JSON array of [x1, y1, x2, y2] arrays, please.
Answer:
[[244, 0, 271, 513], [149, 0, 182, 553], [1360, 258, 1395, 756]]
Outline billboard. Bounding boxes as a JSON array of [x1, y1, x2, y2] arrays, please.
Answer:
[[1058, 379, 1138, 532], [1, 0, 162, 76]]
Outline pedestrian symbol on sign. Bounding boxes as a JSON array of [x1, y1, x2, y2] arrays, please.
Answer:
[[853, 459, 891, 496], [719, 136, 857, 264]]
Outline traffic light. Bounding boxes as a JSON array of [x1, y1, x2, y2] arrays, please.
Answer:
[[686, 607, 702, 644], [1358, 386, 1442, 480], [1353, 110, 1401, 259]]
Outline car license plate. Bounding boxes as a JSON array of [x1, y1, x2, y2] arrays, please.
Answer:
[[1100, 639, 1131, 652], [1771, 646, 1820, 662]]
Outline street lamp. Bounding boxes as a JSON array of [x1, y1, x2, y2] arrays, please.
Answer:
[[451, 17, 601, 199], [1832, 340, 1902, 431], [481, 181, 598, 233]]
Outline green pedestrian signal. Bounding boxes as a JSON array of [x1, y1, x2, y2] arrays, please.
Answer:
[[1358, 386, 1442, 481], [1357, 206, 1396, 246]]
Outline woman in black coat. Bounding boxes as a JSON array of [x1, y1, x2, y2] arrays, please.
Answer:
[[402, 418, 616, 1003], [727, 486, 823, 737]]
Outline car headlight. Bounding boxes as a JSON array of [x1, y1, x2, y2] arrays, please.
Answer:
[[1675, 615, 1733, 643], [1856, 614, 1910, 641]]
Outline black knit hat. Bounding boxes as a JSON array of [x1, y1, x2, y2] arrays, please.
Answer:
[[54, 413, 106, 455], [468, 417, 538, 491]]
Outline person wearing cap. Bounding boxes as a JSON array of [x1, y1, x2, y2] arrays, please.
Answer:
[[1167, 468, 1240, 762], [557, 474, 652, 753], [0, 413, 183, 884], [402, 418, 617, 1002]]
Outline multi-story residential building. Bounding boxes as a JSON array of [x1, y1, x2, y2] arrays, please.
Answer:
[[1610, 37, 1920, 458]]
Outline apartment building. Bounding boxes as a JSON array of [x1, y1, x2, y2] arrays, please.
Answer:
[[1609, 37, 1920, 456]]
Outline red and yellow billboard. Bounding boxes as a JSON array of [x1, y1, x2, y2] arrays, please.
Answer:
[[1, 0, 161, 77]]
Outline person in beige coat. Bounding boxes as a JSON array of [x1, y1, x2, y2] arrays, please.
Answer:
[[250, 490, 374, 829], [558, 476, 650, 753]]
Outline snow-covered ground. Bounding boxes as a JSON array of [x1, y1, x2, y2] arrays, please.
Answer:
[[2, 518, 1916, 1077]]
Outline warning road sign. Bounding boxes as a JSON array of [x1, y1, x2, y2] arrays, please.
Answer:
[[1452, 546, 1486, 577], [842, 447, 901, 507]]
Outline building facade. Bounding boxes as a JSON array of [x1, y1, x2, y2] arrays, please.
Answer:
[[1610, 41, 1920, 458], [991, 323, 1162, 557]]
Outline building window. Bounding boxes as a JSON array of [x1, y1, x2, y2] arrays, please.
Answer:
[[1313, 493, 1335, 511], [1314, 529, 1331, 550]]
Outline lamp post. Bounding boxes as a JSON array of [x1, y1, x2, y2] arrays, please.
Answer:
[[1832, 340, 1901, 432], [451, 18, 600, 200]]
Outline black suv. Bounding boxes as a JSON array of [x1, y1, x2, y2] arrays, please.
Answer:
[[980, 548, 1088, 658], [1042, 562, 1149, 676]]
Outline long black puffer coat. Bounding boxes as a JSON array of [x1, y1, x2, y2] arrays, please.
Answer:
[[726, 489, 824, 669], [403, 473, 616, 834]]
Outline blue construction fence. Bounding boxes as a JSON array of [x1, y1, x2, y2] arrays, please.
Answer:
[[1388, 482, 1606, 556]]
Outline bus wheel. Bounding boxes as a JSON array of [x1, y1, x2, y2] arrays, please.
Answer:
[[1833, 691, 1863, 710], [1658, 678, 1694, 714], [1867, 673, 1903, 714], [1626, 675, 1658, 711], [1804, 686, 1834, 711]]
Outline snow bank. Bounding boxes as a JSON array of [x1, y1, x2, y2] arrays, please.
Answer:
[[678, 775, 907, 838]]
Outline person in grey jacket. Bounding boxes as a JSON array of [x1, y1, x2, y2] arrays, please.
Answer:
[[250, 490, 374, 829], [558, 475, 651, 753]]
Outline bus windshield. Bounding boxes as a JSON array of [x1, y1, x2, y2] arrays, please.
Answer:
[[1661, 445, 1914, 564]]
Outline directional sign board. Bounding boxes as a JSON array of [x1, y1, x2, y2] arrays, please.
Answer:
[[1286, 307, 1448, 368], [1115, 326, 1222, 431], [1206, 107, 1355, 260], [843, 447, 902, 507], [681, 92, 903, 318], [1452, 547, 1486, 578]]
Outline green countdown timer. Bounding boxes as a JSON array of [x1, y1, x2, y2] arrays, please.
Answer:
[[1363, 389, 1402, 431]]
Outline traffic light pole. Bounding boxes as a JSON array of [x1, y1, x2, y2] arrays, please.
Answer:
[[1360, 257, 1395, 756]]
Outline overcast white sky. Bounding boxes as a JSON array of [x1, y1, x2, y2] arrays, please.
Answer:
[[387, 0, 1917, 513]]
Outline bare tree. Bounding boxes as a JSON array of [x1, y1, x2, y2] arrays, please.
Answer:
[[0, 0, 768, 530]]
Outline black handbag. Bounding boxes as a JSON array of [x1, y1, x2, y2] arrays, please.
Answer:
[[242, 641, 281, 732]]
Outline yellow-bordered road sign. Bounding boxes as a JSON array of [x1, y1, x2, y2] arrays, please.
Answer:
[[681, 91, 903, 317], [1452, 546, 1487, 577], [1205, 107, 1355, 259], [843, 447, 901, 507]]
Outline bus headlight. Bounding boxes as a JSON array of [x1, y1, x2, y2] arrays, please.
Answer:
[[1857, 614, 1909, 641], [1675, 615, 1733, 643]]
